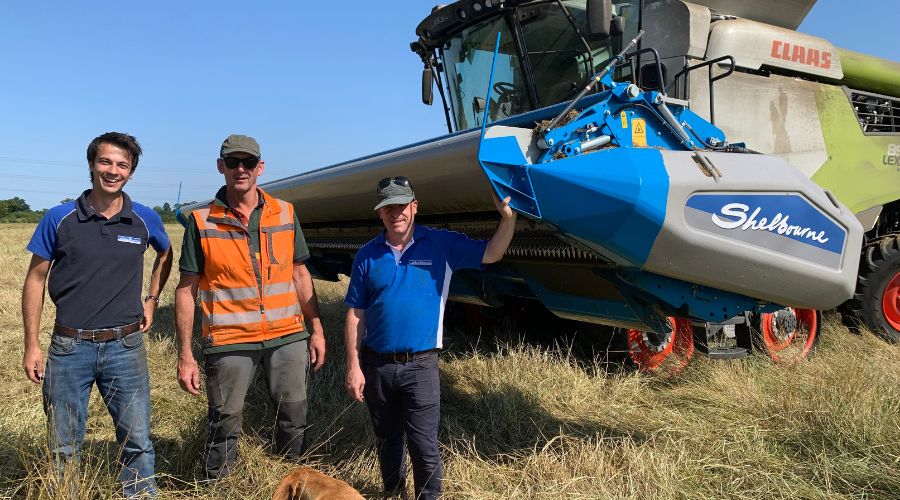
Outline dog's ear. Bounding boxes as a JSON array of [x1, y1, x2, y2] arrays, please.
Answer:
[[271, 476, 296, 500]]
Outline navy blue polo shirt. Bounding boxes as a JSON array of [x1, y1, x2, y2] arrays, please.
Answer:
[[27, 190, 170, 330], [344, 225, 487, 353]]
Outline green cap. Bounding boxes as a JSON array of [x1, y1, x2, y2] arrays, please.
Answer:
[[374, 177, 415, 210], [220, 134, 260, 158]]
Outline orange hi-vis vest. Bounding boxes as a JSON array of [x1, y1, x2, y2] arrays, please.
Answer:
[[192, 189, 304, 346]]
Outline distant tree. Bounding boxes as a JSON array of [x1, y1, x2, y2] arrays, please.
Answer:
[[1, 197, 30, 213], [0, 197, 31, 218], [59, 197, 75, 205], [0, 197, 41, 222], [151, 201, 193, 224]]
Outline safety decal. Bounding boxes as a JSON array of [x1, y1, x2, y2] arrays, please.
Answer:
[[620, 111, 628, 129], [632, 118, 646, 147]]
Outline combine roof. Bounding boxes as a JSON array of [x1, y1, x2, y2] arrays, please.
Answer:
[[415, 0, 818, 50], [689, 0, 816, 30]]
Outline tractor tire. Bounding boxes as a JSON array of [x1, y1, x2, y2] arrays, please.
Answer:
[[751, 308, 821, 364], [849, 234, 900, 342]]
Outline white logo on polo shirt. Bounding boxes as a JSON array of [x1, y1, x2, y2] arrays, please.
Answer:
[[409, 259, 432, 266], [117, 235, 142, 245]]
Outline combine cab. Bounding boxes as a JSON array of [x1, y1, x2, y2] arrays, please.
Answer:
[[180, 0, 899, 371]]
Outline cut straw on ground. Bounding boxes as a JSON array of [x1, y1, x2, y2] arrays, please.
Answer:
[[0, 223, 898, 499]]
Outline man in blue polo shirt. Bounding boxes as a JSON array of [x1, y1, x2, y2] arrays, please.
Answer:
[[344, 176, 516, 499], [21, 132, 173, 498]]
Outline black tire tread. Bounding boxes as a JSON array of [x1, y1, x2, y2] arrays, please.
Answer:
[[847, 233, 900, 342]]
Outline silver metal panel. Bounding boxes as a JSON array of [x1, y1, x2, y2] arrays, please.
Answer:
[[689, 0, 816, 29], [706, 18, 843, 80], [484, 125, 541, 164], [183, 130, 499, 223], [682, 2, 712, 59], [690, 70, 830, 178], [855, 205, 883, 232], [258, 125, 539, 223], [643, 150, 863, 309]]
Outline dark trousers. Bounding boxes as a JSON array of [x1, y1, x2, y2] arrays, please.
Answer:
[[203, 339, 310, 479], [362, 350, 442, 500]]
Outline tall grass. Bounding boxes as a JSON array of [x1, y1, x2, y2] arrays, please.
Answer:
[[0, 223, 898, 499]]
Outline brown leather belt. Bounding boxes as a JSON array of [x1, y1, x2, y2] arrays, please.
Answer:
[[363, 345, 438, 363], [53, 320, 142, 342]]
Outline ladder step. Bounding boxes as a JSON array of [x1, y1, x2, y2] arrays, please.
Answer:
[[705, 347, 750, 360]]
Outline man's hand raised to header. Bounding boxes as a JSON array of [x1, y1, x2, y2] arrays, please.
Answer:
[[484, 191, 517, 264], [492, 191, 515, 220]]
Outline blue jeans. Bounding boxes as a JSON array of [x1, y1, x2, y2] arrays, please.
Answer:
[[42, 331, 157, 498], [362, 350, 442, 500]]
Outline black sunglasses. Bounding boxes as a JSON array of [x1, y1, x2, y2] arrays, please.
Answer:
[[221, 156, 261, 170], [377, 176, 412, 190]]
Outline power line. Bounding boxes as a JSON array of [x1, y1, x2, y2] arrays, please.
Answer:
[[0, 187, 202, 206], [0, 156, 81, 167], [6, 173, 218, 189], [0, 155, 214, 173], [0, 186, 78, 196]]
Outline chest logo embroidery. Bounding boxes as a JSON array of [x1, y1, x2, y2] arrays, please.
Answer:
[[117, 235, 143, 245], [408, 259, 432, 266]]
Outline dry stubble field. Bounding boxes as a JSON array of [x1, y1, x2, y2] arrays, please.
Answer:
[[0, 222, 899, 499]]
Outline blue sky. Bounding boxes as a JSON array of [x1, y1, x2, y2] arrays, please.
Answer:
[[2, 0, 898, 211]]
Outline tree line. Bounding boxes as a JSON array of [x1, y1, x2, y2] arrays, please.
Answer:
[[0, 197, 195, 224], [152, 202, 198, 223]]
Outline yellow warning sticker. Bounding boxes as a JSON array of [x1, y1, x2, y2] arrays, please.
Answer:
[[632, 118, 647, 147], [620, 111, 628, 129]]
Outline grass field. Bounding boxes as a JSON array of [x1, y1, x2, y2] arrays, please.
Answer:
[[1, 222, 899, 499]]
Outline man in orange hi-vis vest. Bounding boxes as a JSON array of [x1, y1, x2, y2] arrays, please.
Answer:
[[174, 134, 326, 480]]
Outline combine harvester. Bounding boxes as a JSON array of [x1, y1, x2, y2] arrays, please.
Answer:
[[181, 0, 900, 372]]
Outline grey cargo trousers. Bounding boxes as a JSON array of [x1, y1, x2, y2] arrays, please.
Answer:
[[202, 338, 310, 479]]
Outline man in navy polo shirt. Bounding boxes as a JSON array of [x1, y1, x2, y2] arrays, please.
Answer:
[[344, 176, 516, 499], [21, 132, 173, 498]]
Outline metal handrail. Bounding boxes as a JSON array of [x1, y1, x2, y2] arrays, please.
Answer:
[[672, 55, 736, 125], [624, 47, 666, 95]]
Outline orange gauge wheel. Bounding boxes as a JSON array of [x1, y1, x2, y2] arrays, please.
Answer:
[[627, 317, 695, 375], [753, 308, 820, 364]]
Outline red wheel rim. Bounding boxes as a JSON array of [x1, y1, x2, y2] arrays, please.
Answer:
[[759, 308, 817, 363], [883, 272, 900, 332], [628, 317, 694, 374]]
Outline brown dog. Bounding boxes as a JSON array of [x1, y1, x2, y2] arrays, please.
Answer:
[[272, 467, 365, 500]]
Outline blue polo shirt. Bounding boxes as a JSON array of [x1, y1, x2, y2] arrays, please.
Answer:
[[344, 225, 487, 353], [27, 190, 170, 330]]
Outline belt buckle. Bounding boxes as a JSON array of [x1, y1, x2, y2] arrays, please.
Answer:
[[393, 352, 412, 363], [90, 329, 98, 342]]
